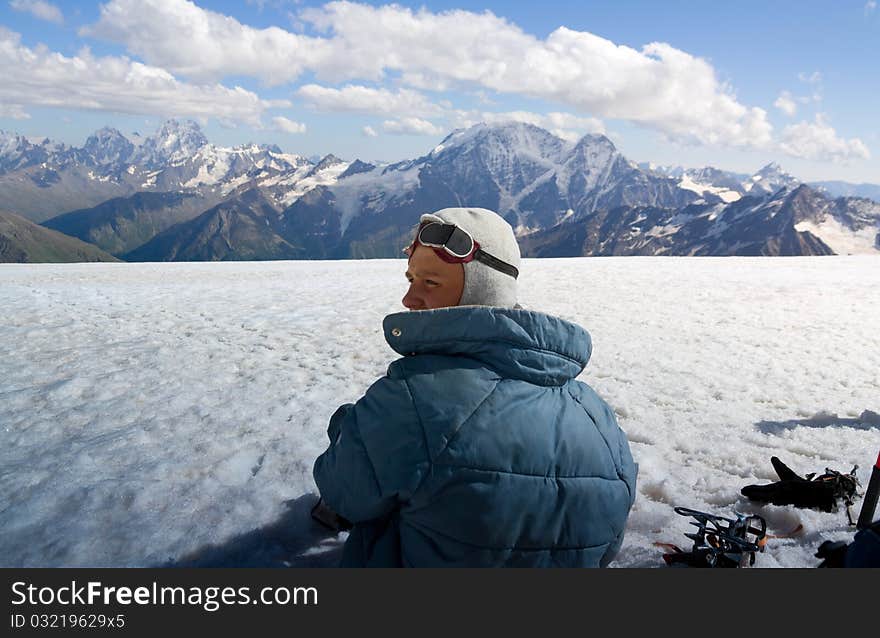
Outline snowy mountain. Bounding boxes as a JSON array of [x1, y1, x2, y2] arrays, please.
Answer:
[[744, 162, 802, 196], [82, 127, 136, 168], [519, 184, 880, 257], [270, 122, 708, 260], [643, 162, 804, 204], [0, 120, 309, 222], [2, 119, 878, 260], [0, 131, 53, 173], [130, 119, 209, 170], [674, 167, 749, 203]]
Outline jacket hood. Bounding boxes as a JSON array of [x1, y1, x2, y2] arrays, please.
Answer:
[[383, 306, 592, 386]]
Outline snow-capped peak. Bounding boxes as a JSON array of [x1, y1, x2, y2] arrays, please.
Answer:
[[746, 162, 801, 194], [0, 130, 31, 156], [572, 132, 616, 150], [434, 122, 562, 157], [154, 119, 208, 149], [133, 119, 209, 168], [83, 127, 135, 166], [312, 154, 345, 171]]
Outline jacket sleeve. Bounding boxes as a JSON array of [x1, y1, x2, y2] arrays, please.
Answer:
[[313, 375, 428, 524]]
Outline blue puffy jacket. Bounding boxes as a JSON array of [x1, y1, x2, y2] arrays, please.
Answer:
[[313, 306, 637, 567]]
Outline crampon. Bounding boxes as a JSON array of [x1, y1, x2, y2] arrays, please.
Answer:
[[658, 507, 768, 568]]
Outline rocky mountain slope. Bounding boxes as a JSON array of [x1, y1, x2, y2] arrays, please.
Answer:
[[0, 211, 120, 263]]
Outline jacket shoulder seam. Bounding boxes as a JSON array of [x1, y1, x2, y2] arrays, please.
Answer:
[[433, 380, 501, 463], [407, 378, 501, 500], [564, 383, 634, 505], [565, 384, 617, 468], [399, 375, 435, 506]]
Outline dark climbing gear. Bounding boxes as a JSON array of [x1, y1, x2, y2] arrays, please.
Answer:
[[741, 457, 860, 525], [660, 507, 767, 568]]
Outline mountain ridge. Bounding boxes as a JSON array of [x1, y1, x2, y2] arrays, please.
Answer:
[[1, 119, 878, 261]]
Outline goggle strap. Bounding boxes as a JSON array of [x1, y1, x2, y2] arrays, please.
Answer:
[[474, 249, 519, 280]]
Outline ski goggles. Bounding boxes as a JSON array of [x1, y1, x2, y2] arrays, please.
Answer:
[[406, 221, 519, 279]]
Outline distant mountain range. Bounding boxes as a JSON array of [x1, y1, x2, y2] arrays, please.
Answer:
[[1, 119, 878, 262]]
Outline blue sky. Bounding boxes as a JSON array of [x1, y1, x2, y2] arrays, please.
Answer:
[[2, 0, 878, 182]]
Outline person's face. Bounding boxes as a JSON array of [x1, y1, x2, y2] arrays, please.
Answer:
[[402, 245, 465, 310]]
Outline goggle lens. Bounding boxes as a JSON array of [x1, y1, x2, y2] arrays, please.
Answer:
[[417, 223, 475, 259]]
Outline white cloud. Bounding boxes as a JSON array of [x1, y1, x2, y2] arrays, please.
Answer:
[[299, 87, 606, 142], [9, 0, 63, 25], [543, 112, 606, 134], [272, 116, 306, 134], [382, 118, 443, 136], [362, 125, 378, 137], [0, 103, 31, 119], [305, 4, 774, 148], [774, 91, 797, 117], [779, 114, 870, 162], [84, 0, 774, 149], [866, 1, 877, 15], [81, 0, 332, 86], [0, 27, 279, 126], [297, 84, 443, 117]]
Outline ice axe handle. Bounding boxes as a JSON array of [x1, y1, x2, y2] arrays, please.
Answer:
[[856, 451, 880, 529]]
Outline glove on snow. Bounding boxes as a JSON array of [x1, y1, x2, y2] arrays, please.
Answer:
[[741, 456, 858, 513]]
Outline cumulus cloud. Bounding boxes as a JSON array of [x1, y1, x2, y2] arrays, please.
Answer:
[[84, 0, 774, 149], [272, 116, 306, 134], [297, 84, 443, 117], [0, 27, 279, 126], [779, 114, 870, 162], [305, 4, 774, 147], [10, 0, 63, 25], [362, 125, 378, 137], [774, 91, 797, 116], [81, 0, 332, 86], [298, 86, 605, 142], [543, 112, 606, 135], [382, 117, 443, 136]]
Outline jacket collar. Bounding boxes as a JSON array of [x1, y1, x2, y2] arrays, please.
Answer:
[[382, 306, 592, 386]]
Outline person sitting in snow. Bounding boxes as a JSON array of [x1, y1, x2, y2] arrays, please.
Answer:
[[312, 207, 637, 567]]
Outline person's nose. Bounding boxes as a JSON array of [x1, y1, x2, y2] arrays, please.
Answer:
[[402, 282, 425, 310]]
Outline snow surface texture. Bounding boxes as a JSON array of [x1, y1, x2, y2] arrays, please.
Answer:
[[1, 257, 878, 568]]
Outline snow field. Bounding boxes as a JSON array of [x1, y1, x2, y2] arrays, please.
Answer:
[[1, 256, 878, 567]]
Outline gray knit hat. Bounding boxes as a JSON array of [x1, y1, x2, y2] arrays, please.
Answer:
[[418, 207, 521, 308]]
